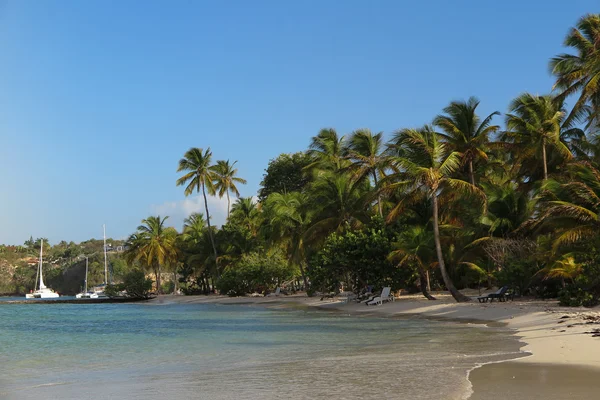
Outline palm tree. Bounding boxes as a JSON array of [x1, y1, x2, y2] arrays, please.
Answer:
[[535, 162, 600, 252], [304, 171, 371, 244], [433, 97, 500, 186], [386, 126, 485, 302], [550, 14, 600, 129], [389, 225, 436, 300], [345, 129, 388, 216], [181, 213, 206, 244], [230, 197, 260, 235], [306, 128, 348, 172], [536, 255, 583, 288], [176, 147, 219, 275], [125, 216, 178, 293], [211, 160, 247, 219], [504, 94, 572, 182], [264, 191, 311, 289]]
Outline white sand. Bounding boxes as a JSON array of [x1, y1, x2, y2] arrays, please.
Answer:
[[150, 291, 600, 369]]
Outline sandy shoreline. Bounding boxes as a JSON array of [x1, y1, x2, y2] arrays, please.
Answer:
[[150, 291, 600, 369], [151, 292, 600, 398]]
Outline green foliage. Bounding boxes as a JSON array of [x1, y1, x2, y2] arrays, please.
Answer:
[[308, 220, 407, 293], [559, 287, 598, 307], [105, 270, 153, 299], [217, 251, 295, 296], [258, 152, 313, 201]]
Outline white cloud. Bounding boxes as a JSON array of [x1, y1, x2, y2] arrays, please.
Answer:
[[150, 195, 229, 231]]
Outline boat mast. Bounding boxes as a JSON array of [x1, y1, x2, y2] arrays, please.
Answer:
[[84, 256, 89, 293], [38, 239, 46, 289], [103, 224, 108, 285]]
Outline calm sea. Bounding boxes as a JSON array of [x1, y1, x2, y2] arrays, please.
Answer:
[[0, 298, 522, 400]]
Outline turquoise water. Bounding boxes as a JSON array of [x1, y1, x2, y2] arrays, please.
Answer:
[[0, 300, 522, 399]]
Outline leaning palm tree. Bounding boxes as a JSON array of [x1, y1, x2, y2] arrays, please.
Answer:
[[503, 94, 571, 182], [211, 160, 247, 219], [386, 125, 485, 302], [125, 216, 178, 293], [550, 14, 600, 129], [176, 147, 219, 274], [433, 97, 500, 186], [345, 129, 389, 216]]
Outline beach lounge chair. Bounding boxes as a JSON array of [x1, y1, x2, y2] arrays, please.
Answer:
[[366, 287, 394, 306], [266, 287, 281, 297], [477, 286, 509, 303]]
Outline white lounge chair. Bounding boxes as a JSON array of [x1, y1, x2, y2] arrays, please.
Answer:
[[366, 287, 394, 306], [266, 287, 281, 297]]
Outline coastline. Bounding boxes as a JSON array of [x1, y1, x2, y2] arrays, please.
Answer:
[[149, 292, 600, 398]]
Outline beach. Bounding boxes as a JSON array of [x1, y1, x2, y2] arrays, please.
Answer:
[[150, 292, 600, 398]]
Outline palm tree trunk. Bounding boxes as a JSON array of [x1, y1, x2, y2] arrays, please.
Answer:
[[202, 182, 220, 279], [420, 268, 436, 300], [432, 194, 471, 302], [226, 191, 231, 220], [542, 141, 548, 180], [155, 264, 161, 294], [373, 172, 383, 217], [468, 160, 476, 186], [298, 262, 309, 291]]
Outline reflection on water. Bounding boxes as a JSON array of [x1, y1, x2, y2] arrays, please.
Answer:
[[0, 301, 522, 400]]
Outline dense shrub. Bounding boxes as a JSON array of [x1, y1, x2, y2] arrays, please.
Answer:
[[105, 270, 153, 299], [307, 221, 409, 294], [217, 251, 295, 296]]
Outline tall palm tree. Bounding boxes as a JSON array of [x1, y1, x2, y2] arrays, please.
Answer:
[[176, 147, 219, 275], [125, 216, 178, 293], [306, 128, 348, 172], [264, 191, 311, 289], [345, 129, 388, 216], [503, 94, 571, 181], [433, 97, 500, 186], [386, 126, 485, 302], [211, 160, 247, 219], [550, 14, 600, 129]]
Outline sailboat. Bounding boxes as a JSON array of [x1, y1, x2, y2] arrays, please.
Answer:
[[89, 224, 110, 299], [25, 239, 60, 299], [75, 256, 98, 299]]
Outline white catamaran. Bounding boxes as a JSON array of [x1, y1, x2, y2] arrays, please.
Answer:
[[75, 256, 98, 299], [25, 239, 60, 299]]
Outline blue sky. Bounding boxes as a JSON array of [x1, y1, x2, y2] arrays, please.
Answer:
[[0, 0, 596, 245]]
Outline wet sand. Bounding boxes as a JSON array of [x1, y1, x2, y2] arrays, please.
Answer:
[[469, 362, 600, 399]]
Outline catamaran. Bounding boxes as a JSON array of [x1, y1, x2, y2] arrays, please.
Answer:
[[25, 239, 60, 299]]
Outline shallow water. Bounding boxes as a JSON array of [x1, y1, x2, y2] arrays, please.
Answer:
[[0, 300, 522, 399]]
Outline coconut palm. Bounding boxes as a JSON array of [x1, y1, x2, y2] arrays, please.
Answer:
[[389, 225, 436, 300], [306, 128, 348, 172], [176, 147, 219, 274], [386, 125, 485, 302], [550, 14, 600, 129], [433, 97, 500, 186], [125, 216, 178, 294], [503, 94, 571, 182], [535, 162, 600, 252], [345, 129, 389, 216], [230, 197, 260, 235], [536, 255, 583, 288], [264, 191, 311, 289], [211, 160, 247, 219], [304, 171, 371, 244]]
